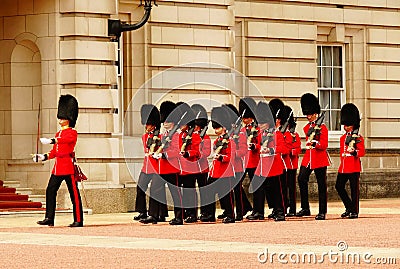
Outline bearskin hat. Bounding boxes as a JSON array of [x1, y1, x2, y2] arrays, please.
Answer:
[[176, 102, 195, 128], [256, 101, 274, 126], [239, 97, 257, 119], [269, 98, 285, 121], [276, 105, 291, 125], [140, 104, 160, 128], [57, 94, 78, 128], [301, 93, 320, 115], [160, 101, 176, 123], [340, 103, 360, 128], [211, 106, 231, 129], [191, 104, 208, 128]]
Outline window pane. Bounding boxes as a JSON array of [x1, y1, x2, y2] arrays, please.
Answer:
[[318, 67, 322, 87], [331, 90, 341, 109], [332, 47, 342, 66], [332, 110, 341, 131], [317, 46, 321, 66], [333, 68, 342, 87], [322, 47, 332, 66], [322, 67, 332, 88], [319, 90, 330, 110]]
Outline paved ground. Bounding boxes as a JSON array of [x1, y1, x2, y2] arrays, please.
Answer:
[[0, 199, 399, 268]]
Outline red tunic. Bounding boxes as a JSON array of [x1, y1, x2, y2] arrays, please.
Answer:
[[198, 133, 211, 173], [282, 130, 301, 170], [179, 130, 201, 175], [141, 132, 159, 174], [231, 130, 247, 173], [255, 130, 290, 177], [47, 127, 77, 176], [158, 131, 180, 175], [243, 125, 260, 169], [209, 135, 235, 178], [301, 123, 331, 169], [338, 133, 365, 173]]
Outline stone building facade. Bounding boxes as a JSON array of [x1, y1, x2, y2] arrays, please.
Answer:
[[1, 0, 399, 212]]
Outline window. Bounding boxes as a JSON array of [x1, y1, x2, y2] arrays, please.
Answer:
[[317, 46, 344, 131]]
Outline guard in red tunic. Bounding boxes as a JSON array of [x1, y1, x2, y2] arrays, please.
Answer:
[[34, 94, 83, 227], [207, 106, 236, 223], [282, 105, 301, 217], [238, 97, 259, 220], [249, 101, 290, 221], [177, 103, 201, 223], [335, 103, 365, 219], [134, 104, 168, 224], [190, 104, 212, 222], [296, 93, 331, 220]]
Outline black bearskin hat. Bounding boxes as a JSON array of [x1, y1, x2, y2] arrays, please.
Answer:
[[301, 93, 320, 115], [191, 104, 208, 128], [160, 101, 176, 123], [239, 97, 257, 119], [176, 102, 196, 128], [57, 94, 78, 128], [286, 105, 296, 129], [140, 104, 160, 128], [340, 103, 360, 128], [211, 106, 231, 129], [269, 98, 285, 121], [276, 105, 291, 125], [256, 101, 274, 126], [221, 105, 238, 132]]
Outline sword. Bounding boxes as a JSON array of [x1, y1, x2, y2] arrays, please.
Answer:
[[36, 103, 41, 162]]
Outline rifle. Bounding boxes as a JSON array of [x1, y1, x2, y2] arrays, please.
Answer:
[[230, 111, 244, 143], [199, 120, 210, 139], [180, 111, 201, 152], [345, 127, 361, 151], [306, 108, 327, 143], [147, 128, 161, 155], [214, 133, 230, 155], [280, 110, 293, 133], [155, 111, 187, 154], [247, 121, 258, 144], [261, 127, 275, 148]]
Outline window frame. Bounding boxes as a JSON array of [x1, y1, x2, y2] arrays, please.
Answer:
[[317, 44, 346, 136]]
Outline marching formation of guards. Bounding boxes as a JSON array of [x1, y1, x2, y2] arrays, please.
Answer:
[[134, 93, 365, 225]]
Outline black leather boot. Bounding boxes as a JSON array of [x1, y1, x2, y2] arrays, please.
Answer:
[[69, 222, 83, 227], [37, 218, 54, 226]]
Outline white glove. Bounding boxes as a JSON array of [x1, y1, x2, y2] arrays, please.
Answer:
[[40, 138, 53, 144], [152, 153, 162, 159], [32, 154, 45, 162]]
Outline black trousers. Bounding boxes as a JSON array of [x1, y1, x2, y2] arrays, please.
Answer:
[[135, 172, 153, 213], [286, 169, 297, 213], [181, 173, 198, 218], [281, 171, 288, 212], [335, 172, 360, 214], [298, 166, 327, 214], [252, 175, 284, 215], [244, 167, 256, 209], [196, 172, 209, 216], [206, 177, 235, 218], [163, 173, 184, 220], [233, 172, 252, 217], [45, 174, 83, 223], [148, 174, 168, 219]]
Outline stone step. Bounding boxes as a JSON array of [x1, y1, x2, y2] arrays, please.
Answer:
[[29, 194, 46, 204], [15, 188, 33, 195], [2, 181, 20, 188]]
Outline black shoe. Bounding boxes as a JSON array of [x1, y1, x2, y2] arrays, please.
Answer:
[[286, 212, 296, 217], [348, 213, 358, 219], [133, 212, 147, 221], [315, 213, 326, 220], [169, 218, 183, 225], [235, 215, 243, 221], [184, 216, 198, 223], [222, 216, 235, 223], [246, 212, 264, 220], [69, 222, 83, 227], [37, 218, 54, 226], [267, 210, 276, 219], [275, 213, 286, 222], [341, 210, 351, 218], [200, 214, 216, 222], [217, 212, 227, 219], [139, 216, 157, 224], [296, 209, 311, 217], [157, 217, 166, 222]]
